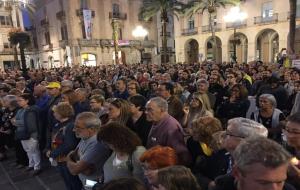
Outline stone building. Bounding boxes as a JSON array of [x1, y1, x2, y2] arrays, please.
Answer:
[[32, 0, 159, 68], [175, 0, 300, 64]]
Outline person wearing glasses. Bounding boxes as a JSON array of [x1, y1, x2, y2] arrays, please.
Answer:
[[66, 112, 111, 189], [127, 81, 140, 98], [284, 112, 300, 189]]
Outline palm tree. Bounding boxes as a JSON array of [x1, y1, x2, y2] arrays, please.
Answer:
[[289, 0, 297, 56], [1, 0, 36, 69], [139, 0, 185, 65], [184, 0, 240, 62]]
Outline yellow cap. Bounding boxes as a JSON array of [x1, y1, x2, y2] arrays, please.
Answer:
[[46, 82, 61, 89]]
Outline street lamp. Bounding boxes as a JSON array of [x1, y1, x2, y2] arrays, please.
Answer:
[[224, 7, 247, 63], [132, 25, 148, 64]]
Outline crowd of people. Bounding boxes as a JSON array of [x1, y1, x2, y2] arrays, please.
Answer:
[[0, 60, 299, 190]]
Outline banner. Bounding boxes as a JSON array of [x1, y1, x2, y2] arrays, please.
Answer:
[[83, 9, 92, 40]]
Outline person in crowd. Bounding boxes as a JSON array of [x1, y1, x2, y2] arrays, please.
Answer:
[[223, 72, 238, 96], [128, 95, 152, 146], [0, 95, 21, 162], [286, 80, 300, 115], [187, 116, 228, 189], [16, 80, 31, 94], [182, 92, 213, 129], [89, 94, 108, 123], [47, 102, 81, 190], [127, 81, 140, 98], [61, 80, 74, 92], [139, 145, 178, 189], [97, 122, 145, 183], [61, 90, 81, 115], [13, 93, 42, 175], [196, 79, 216, 109], [113, 78, 129, 100], [98, 177, 147, 190], [283, 112, 300, 189], [46, 82, 62, 150], [66, 112, 111, 189], [156, 165, 201, 190], [74, 88, 91, 113], [217, 84, 250, 125], [145, 97, 191, 166], [147, 81, 158, 99], [250, 94, 285, 142], [157, 82, 185, 124], [107, 98, 131, 126], [34, 84, 50, 110], [213, 136, 295, 190], [208, 74, 225, 111]]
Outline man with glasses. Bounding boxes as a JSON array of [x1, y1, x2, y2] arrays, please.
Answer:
[[66, 112, 111, 189], [284, 112, 300, 189]]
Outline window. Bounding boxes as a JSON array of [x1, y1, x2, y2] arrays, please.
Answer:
[[61, 24, 68, 40], [112, 3, 120, 14], [81, 22, 86, 39], [45, 31, 51, 45], [119, 28, 122, 40], [262, 2, 273, 18], [3, 42, 11, 49], [0, 16, 5, 25], [80, 0, 88, 9], [297, 0, 300, 17], [188, 17, 194, 30], [0, 16, 12, 26]]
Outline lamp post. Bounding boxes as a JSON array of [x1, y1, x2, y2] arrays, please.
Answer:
[[132, 25, 148, 64], [224, 7, 247, 63]]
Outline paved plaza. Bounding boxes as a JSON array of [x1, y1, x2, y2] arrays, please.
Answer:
[[0, 151, 65, 190]]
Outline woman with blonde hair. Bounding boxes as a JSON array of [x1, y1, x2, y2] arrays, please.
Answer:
[[187, 116, 229, 190], [182, 92, 213, 129], [107, 98, 132, 126]]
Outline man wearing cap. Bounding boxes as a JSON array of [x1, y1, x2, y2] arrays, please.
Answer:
[[45, 82, 62, 151]]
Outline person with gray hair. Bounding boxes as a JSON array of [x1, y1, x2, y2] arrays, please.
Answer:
[[213, 136, 294, 190], [61, 80, 74, 92], [66, 112, 111, 189], [145, 97, 191, 166], [250, 93, 285, 142]]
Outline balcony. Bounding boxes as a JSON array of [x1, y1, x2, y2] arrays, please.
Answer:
[[0, 49, 14, 55], [56, 10, 66, 20], [181, 27, 198, 36], [109, 12, 127, 20], [40, 18, 49, 27], [226, 20, 247, 29], [254, 13, 278, 25], [159, 47, 174, 53], [202, 23, 222, 33], [78, 39, 100, 47], [76, 9, 95, 17], [160, 32, 171, 37]]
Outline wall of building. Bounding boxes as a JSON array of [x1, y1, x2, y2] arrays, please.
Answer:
[[174, 0, 298, 63]]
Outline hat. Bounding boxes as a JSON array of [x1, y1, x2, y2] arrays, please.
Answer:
[[46, 82, 61, 89]]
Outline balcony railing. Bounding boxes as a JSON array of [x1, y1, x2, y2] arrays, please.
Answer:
[[181, 27, 198, 36], [254, 13, 278, 25], [160, 32, 171, 37], [76, 9, 95, 17], [109, 12, 127, 20], [0, 49, 14, 55], [159, 47, 174, 53], [202, 23, 222, 33], [226, 20, 247, 29], [56, 10, 66, 20], [40, 18, 49, 27], [78, 39, 100, 47]]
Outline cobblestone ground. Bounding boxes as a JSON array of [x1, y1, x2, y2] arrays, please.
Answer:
[[0, 150, 66, 190]]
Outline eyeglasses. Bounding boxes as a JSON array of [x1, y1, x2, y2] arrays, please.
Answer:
[[282, 126, 300, 134], [90, 101, 98, 104], [74, 125, 87, 130], [225, 131, 245, 138], [128, 87, 136, 90]]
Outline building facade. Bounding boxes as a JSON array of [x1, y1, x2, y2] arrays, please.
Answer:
[[175, 0, 300, 64], [0, 1, 25, 69], [32, 0, 159, 68]]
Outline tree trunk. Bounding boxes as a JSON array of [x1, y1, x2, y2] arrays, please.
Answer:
[[289, 0, 297, 56], [19, 44, 27, 76], [8, 7, 19, 69], [209, 13, 217, 62], [161, 9, 168, 65]]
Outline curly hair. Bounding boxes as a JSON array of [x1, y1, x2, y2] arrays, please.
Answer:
[[191, 116, 222, 149], [53, 102, 74, 119], [62, 89, 79, 105], [139, 146, 177, 170], [97, 122, 142, 154]]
